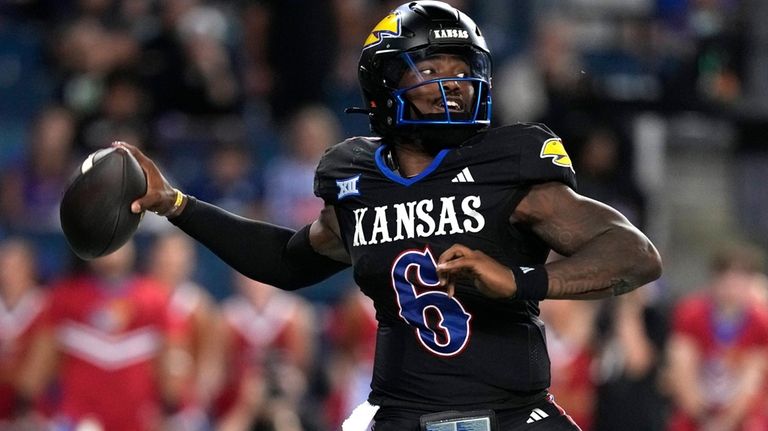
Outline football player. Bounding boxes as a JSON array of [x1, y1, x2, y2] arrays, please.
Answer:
[[120, 1, 662, 429]]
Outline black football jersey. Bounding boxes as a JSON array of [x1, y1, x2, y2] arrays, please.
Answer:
[[314, 123, 577, 411]]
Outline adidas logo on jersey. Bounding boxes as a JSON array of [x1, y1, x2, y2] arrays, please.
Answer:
[[451, 167, 474, 183], [526, 408, 549, 424]]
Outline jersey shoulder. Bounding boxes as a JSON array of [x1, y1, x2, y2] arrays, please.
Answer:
[[473, 123, 576, 189], [314, 136, 381, 203]]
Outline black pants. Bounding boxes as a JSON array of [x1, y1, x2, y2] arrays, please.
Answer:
[[371, 394, 582, 431]]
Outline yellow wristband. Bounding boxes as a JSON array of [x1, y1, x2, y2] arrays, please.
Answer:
[[164, 188, 185, 217], [172, 188, 184, 208]]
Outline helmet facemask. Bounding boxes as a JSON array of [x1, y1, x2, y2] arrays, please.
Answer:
[[382, 47, 491, 147]]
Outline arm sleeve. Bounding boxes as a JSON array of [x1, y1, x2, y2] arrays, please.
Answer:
[[170, 197, 350, 290]]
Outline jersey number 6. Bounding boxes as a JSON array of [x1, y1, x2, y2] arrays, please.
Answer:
[[391, 248, 472, 356]]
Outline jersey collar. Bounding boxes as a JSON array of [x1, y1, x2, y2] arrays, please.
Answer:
[[374, 144, 449, 187]]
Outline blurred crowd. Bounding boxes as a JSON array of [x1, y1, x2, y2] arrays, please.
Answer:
[[2, 232, 768, 431], [2, 0, 768, 430]]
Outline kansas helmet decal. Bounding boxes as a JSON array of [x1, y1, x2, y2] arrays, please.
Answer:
[[540, 138, 574, 172], [363, 12, 401, 50]]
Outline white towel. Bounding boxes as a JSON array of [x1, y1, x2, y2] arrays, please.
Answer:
[[341, 401, 380, 431]]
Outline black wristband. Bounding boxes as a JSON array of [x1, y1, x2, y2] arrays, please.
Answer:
[[510, 265, 549, 301]]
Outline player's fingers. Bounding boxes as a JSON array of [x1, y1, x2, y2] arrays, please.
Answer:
[[111, 143, 148, 214], [113, 141, 151, 166], [438, 246, 460, 286], [437, 259, 475, 295], [438, 272, 448, 288], [437, 255, 460, 287], [112, 142, 175, 215], [438, 245, 477, 287], [131, 193, 170, 215], [436, 256, 476, 275], [437, 244, 472, 265], [131, 190, 162, 214], [113, 141, 164, 184]]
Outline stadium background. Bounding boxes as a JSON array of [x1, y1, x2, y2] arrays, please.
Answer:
[[1, 0, 767, 429]]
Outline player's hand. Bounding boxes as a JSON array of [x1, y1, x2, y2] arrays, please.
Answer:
[[112, 141, 179, 216], [436, 244, 517, 298]]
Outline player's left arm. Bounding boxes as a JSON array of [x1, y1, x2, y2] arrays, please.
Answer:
[[515, 181, 662, 299], [436, 181, 661, 299]]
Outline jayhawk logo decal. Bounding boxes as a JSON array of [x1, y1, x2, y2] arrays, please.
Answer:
[[363, 12, 401, 50], [540, 138, 574, 173]]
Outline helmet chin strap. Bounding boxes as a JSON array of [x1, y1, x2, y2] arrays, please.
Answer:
[[385, 145, 400, 171], [344, 107, 370, 115]]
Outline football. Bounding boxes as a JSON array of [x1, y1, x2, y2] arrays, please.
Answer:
[[60, 147, 147, 260]]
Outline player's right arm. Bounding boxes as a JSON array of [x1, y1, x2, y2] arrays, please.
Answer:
[[118, 142, 350, 290]]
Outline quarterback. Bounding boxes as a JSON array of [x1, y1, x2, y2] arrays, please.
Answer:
[[121, 1, 662, 429]]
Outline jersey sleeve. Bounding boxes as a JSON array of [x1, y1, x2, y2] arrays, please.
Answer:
[[512, 123, 577, 189], [314, 139, 351, 205], [314, 137, 376, 205]]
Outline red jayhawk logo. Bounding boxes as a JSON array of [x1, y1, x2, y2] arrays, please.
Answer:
[[363, 12, 401, 50]]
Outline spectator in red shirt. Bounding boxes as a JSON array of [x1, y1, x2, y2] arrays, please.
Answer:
[[20, 242, 175, 431], [665, 242, 768, 431]]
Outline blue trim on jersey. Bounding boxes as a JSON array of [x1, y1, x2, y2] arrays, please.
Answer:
[[374, 144, 449, 186]]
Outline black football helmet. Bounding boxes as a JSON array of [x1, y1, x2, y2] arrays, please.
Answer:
[[356, 1, 492, 147]]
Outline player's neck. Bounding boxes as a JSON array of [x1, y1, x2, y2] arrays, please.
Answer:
[[392, 142, 436, 178]]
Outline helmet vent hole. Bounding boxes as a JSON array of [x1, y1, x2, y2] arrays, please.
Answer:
[[409, 3, 427, 17]]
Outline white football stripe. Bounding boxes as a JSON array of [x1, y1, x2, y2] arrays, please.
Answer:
[[81, 153, 96, 174]]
